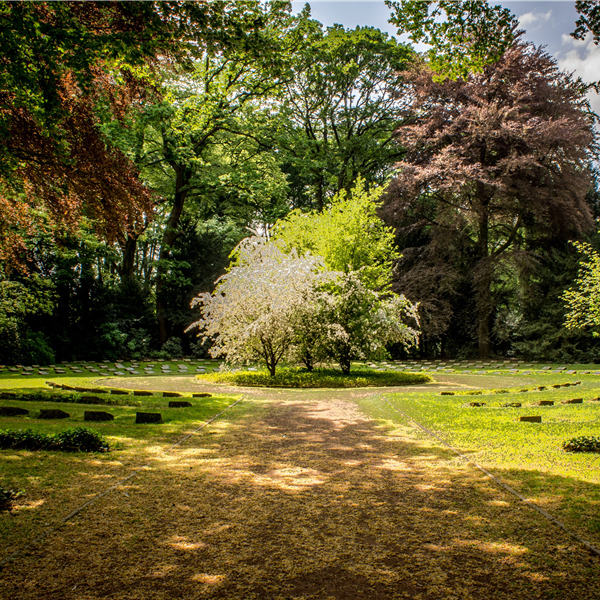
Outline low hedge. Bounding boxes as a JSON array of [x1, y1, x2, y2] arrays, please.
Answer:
[[0, 390, 138, 407], [0, 427, 109, 452], [198, 367, 432, 388]]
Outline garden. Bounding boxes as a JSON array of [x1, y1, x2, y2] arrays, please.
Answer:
[[2, 1, 600, 597]]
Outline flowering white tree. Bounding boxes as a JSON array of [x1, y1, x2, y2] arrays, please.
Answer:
[[187, 237, 332, 376], [319, 273, 420, 374]]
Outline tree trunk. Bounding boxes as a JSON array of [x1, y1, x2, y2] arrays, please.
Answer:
[[156, 165, 189, 345], [476, 267, 493, 359], [118, 233, 139, 283], [476, 195, 492, 359], [339, 350, 351, 375]]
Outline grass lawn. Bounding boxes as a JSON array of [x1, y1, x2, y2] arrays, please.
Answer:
[[0, 363, 244, 559], [2, 358, 600, 560], [198, 366, 432, 387], [356, 368, 600, 545]]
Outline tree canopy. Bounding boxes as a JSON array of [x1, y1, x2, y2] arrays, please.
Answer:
[[386, 0, 518, 79], [273, 180, 398, 291], [382, 39, 597, 358]]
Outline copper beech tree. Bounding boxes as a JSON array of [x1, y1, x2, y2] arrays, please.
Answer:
[[0, 1, 281, 266], [382, 39, 597, 358]]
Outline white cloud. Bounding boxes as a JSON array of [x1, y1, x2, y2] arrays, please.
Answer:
[[558, 33, 600, 115], [518, 10, 552, 30]]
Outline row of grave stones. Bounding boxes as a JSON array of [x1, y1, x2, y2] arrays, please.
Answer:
[[461, 397, 592, 408], [363, 360, 600, 375], [464, 390, 600, 423], [0, 406, 183, 423], [439, 381, 583, 397], [43, 383, 213, 399], [0, 358, 220, 378]]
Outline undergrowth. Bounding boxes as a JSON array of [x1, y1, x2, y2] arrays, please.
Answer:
[[563, 436, 600, 453], [0, 390, 140, 407]]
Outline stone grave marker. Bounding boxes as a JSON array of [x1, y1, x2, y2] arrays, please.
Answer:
[[136, 412, 162, 424], [0, 407, 29, 416], [39, 409, 70, 419], [84, 411, 114, 422], [520, 415, 541, 423]]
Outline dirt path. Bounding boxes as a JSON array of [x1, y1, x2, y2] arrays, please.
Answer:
[[1, 394, 598, 599]]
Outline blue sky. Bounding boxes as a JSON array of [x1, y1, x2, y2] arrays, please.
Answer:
[[290, 1, 600, 111]]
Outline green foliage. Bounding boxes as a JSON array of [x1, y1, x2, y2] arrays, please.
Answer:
[[0, 427, 109, 452], [386, 0, 518, 79], [198, 367, 432, 388], [563, 436, 600, 453], [0, 390, 138, 407], [0, 274, 56, 364], [506, 244, 598, 363], [274, 180, 398, 290], [276, 22, 413, 206], [563, 241, 600, 334], [573, 1, 600, 45], [158, 337, 184, 359], [317, 274, 419, 374]]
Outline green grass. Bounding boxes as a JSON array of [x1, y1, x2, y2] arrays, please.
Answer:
[[356, 379, 600, 543], [0, 384, 245, 556], [3, 358, 600, 552], [197, 366, 432, 388]]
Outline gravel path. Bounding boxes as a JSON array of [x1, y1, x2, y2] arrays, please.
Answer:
[[1, 393, 598, 599]]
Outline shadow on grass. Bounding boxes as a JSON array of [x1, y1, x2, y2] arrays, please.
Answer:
[[1, 397, 598, 600]]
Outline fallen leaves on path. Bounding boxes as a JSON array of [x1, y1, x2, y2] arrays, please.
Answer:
[[1, 396, 598, 599]]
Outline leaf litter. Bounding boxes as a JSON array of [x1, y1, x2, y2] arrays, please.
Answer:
[[1, 388, 598, 599]]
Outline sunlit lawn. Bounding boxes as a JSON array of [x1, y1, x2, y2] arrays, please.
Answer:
[[2, 359, 600, 555], [357, 368, 600, 543], [0, 364, 242, 559]]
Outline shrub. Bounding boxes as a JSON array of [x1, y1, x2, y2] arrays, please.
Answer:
[[156, 337, 184, 359], [53, 427, 109, 452], [0, 427, 109, 452], [562, 436, 600, 453], [0, 487, 23, 511], [0, 390, 138, 406]]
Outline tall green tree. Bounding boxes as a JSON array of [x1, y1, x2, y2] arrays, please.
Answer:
[[273, 180, 398, 291], [563, 241, 600, 335], [276, 22, 413, 210], [386, 0, 518, 79], [0, 0, 290, 265], [123, 4, 300, 344]]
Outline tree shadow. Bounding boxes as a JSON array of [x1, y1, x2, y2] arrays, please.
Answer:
[[1, 398, 599, 600]]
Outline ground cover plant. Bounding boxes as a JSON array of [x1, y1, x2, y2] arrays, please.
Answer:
[[563, 435, 600, 453], [198, 366, 432, 388], [0, 427, 109, 452]]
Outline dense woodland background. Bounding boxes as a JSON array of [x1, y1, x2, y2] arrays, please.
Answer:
[[1, 0, 600, 365]]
